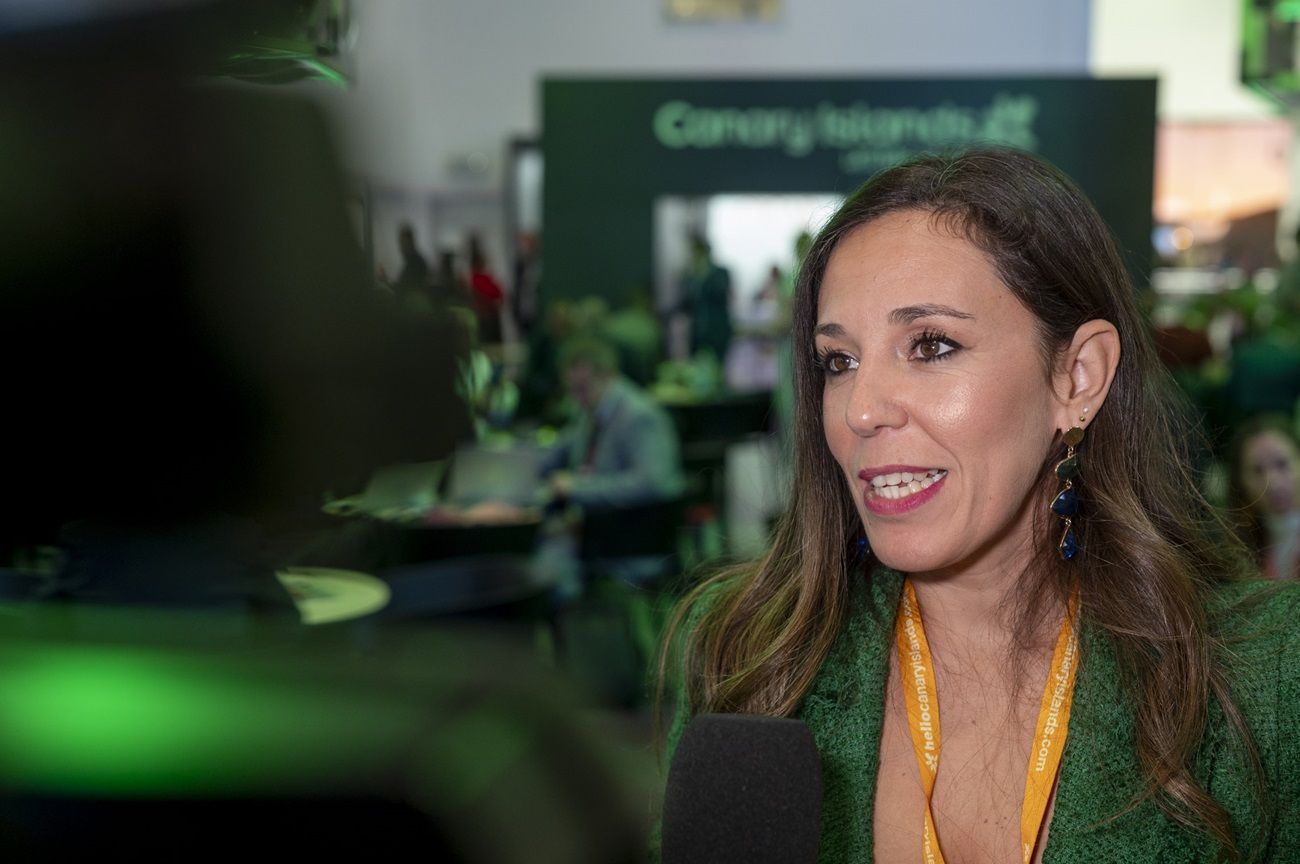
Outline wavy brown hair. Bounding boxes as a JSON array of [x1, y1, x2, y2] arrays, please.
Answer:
[[659, 148, 1262, 858]]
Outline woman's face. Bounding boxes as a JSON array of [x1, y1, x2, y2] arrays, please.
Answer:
[[816, 210, 1065, 577], [1240, 430, 1300, 516]]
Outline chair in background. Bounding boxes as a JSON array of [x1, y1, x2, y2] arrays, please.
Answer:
[[379, 519, 542, 568], [664, 391, 773, 563], [562, 496, 688, 708], [378, 555, 554, 622]]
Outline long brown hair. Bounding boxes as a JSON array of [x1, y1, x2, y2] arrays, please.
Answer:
[[659, 148, 1261, 857]]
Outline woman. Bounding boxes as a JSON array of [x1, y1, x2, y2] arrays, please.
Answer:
[[467, 245, 505, 345], [658, 149, 1298, 863], [1229, 414, 1300, 580]]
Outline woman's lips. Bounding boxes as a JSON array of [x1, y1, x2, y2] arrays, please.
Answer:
[[858, 467, 947, 516]]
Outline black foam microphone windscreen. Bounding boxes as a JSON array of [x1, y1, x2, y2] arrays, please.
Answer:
[[662, 713, 822, 864]]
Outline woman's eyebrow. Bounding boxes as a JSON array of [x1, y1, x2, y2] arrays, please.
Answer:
[[888, 304, 975, 325], [813, 322, 848, 339]]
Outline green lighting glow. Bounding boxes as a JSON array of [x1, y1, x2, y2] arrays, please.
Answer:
[[222, 48, 350, 88], [1278, 0, 1300, 22], [1244, 0, 1267, 76], [2, 652, 231, 788], [0, 646, 415, 795], [301, 58, 348, 88]]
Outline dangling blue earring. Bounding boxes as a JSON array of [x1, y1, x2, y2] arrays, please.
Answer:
[[851, 534, 870, 566], [1051, 409, 1087, 561]]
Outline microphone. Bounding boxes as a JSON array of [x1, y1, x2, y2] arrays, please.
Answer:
[[662, 713, 822, 864]]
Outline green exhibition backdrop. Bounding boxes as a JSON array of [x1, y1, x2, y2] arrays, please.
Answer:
[[540, 78, 1157, 305]]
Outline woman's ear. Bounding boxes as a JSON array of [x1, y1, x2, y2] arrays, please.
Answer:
[[1053, 319, 1120, 430]]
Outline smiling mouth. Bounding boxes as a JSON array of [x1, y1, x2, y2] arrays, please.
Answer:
[[867, 468, 947, 500]]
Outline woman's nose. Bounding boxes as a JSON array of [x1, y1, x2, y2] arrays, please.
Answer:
[[844, 364, 906, 437]]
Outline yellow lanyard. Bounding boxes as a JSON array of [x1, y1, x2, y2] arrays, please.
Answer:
[[895, 580, 1080, 864]]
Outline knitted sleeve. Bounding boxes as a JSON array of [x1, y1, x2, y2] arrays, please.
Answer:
[[1221, 579, 1300, 861], [1267, 586, 1300, 860]]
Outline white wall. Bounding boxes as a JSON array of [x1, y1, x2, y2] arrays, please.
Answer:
[[302, 0, 1091, 284], [1091, 1, 1300, 256], [1090, 0, 1275, 120], [317, 0, 1091, 192]]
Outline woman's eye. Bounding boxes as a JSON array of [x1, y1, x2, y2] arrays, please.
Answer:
[[821, 351, 858, 375], [911, 334, 959, 361]]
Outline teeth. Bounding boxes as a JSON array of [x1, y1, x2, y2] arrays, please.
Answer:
[[868, 469, 946, 499]]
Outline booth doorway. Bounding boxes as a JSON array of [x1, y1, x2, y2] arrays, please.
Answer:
[[654, 192, 840, 382]]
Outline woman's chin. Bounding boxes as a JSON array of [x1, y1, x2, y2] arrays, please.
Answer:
[[868, 544, 948, 575]]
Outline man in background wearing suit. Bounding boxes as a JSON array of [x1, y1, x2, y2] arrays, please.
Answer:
[[537, 337, 684, 607], [543, 337, 684, 511]]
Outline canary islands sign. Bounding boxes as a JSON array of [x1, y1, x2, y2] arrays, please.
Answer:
[[652, 93, 1040, 174], [542, 78, 1154, 304]]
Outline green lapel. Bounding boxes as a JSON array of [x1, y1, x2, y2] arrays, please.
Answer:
[[795, 568, 900, 864]]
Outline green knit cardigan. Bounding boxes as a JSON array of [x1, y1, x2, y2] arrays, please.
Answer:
[[660, 569, 1300, 863]]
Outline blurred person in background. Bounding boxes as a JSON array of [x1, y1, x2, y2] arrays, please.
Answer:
[[752, 263, 785, 322], [467, 232, 505, 344], [535, 335, 683, 615], [0, 9, 655, 864], [520, 298, 577, 424], [542, 336, 683, 514], [388, 222, 431, 300], [546, 296, 611, 418], [678, 233, 733, 364], [603, 286, 663, 388], [1229, 414, 1300, 579], [512, 230, 542, 338], [0, 4, 468, 617], [430, 247, 467, 308]]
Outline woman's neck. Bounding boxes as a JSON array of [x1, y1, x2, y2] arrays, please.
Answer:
[[1265, 508, 1300, 538], [907, 566, 1023, 655], [904, 537, 1064, 658], [890, 486, 1072, 657]]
